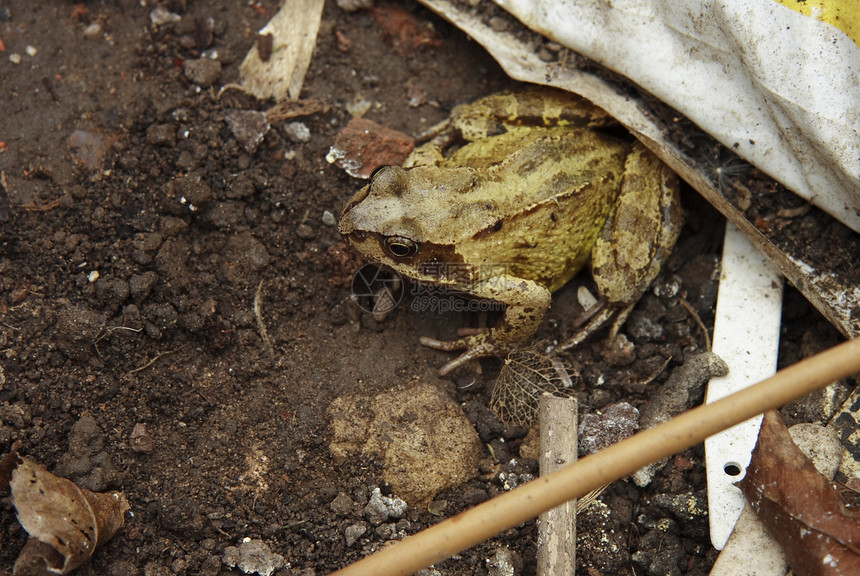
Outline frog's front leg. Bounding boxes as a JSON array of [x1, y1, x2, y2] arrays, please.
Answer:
[[559, 144, 683, 351], [420, 276, 552, 375]]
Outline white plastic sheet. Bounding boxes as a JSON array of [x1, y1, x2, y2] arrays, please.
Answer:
[[496, 0, 860, 232]]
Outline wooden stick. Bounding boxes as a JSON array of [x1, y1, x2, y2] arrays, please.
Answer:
[[329, 337, 860, 576], [537, 394, 578, 576]]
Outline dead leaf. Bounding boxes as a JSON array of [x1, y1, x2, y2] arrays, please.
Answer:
[[738, 411, 860, 576], [1, 452, 130, 575], [239, 0, 325, 101]]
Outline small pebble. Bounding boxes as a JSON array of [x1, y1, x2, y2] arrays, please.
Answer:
[[321, 210, 337, 227], [9, 53, 21, 64], [363, 487, 407, 526], [344, 523, 367, 546], [602, 333, 637, 366], [578, 402, 640, 456], [487, 547, 521, 576], [150, 6, 181, 27], [222, 538, 284, 576], [330, 492, 355, 516], [225, 110, 270, 153], [284, 121, 311, 143], [25, 45, 37, 57], [183, 58, 222, 88], [83, 22, 103, 39], [130, 423, 155, 454], [345, 96, 372, 118]]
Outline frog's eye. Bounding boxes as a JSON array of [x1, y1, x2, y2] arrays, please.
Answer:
[[369, 165, 391, 180], [383, 236, 419, 258]]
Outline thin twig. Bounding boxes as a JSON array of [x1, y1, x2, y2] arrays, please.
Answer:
[[254, 280, 274, 357], [128, 345, 186, 374], [680, 298, 711, 350]]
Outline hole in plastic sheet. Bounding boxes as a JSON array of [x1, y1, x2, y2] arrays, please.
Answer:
[[723, 462, 743, 476]]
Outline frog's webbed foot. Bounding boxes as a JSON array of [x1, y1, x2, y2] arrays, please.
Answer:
[[419, 336, 499, 376]]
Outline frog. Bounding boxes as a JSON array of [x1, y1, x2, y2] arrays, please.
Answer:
[[339, 87, 683, 375]]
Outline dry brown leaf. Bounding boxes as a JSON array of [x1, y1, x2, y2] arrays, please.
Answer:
[[738, 411, 860, 576], [0, 452, 130, 575], [239, 0, 325, 101]]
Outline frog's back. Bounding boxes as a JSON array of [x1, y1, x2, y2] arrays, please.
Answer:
[[448, 127, 629, 290]]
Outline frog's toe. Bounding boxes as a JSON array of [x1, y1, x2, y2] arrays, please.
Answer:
[[557, 306, 616, 351], [420, 336, 498, 375], [436, 344, 497, 376], [419, 336, 469, 352]]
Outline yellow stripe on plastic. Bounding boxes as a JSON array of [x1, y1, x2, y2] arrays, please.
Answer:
[[773, 0, 859, 45]]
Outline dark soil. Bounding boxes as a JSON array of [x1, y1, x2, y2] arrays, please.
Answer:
[[0, 2, 846, 576]]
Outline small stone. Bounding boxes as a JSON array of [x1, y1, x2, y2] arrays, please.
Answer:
[[130, 423, 155, 453], [296, 223, 316, 240], [150, 6, 181, 27], [222, 539, 285, 576], [83, 22, 103, 39], [487, 547, 521, 576], [327, 117, 414, 178], [344, 523, 367, 546], [329, 384, 483, 504], [183, 58, 222, 88], [363, 487, 407, 526], [578, 402, 640, 456], [321, 210, 337, 227], [284, 121, 311, 143], [225, 110, 270, 153], [602, 333, 637, 366], [330, 492, 355, 516]]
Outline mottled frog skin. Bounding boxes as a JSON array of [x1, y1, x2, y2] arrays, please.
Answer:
[[339, 88, 682, 375]]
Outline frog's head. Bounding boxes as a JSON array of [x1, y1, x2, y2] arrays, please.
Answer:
[[339, 165, 469, 285]]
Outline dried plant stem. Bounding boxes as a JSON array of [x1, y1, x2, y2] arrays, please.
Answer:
[[329, 337, 860, 576], [537, 394, 578, 576]]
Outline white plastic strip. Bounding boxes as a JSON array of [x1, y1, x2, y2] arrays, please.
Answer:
[[705, 222, 784, 550]]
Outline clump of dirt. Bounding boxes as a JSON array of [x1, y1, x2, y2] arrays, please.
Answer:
[[0, 2, 844, 576]]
